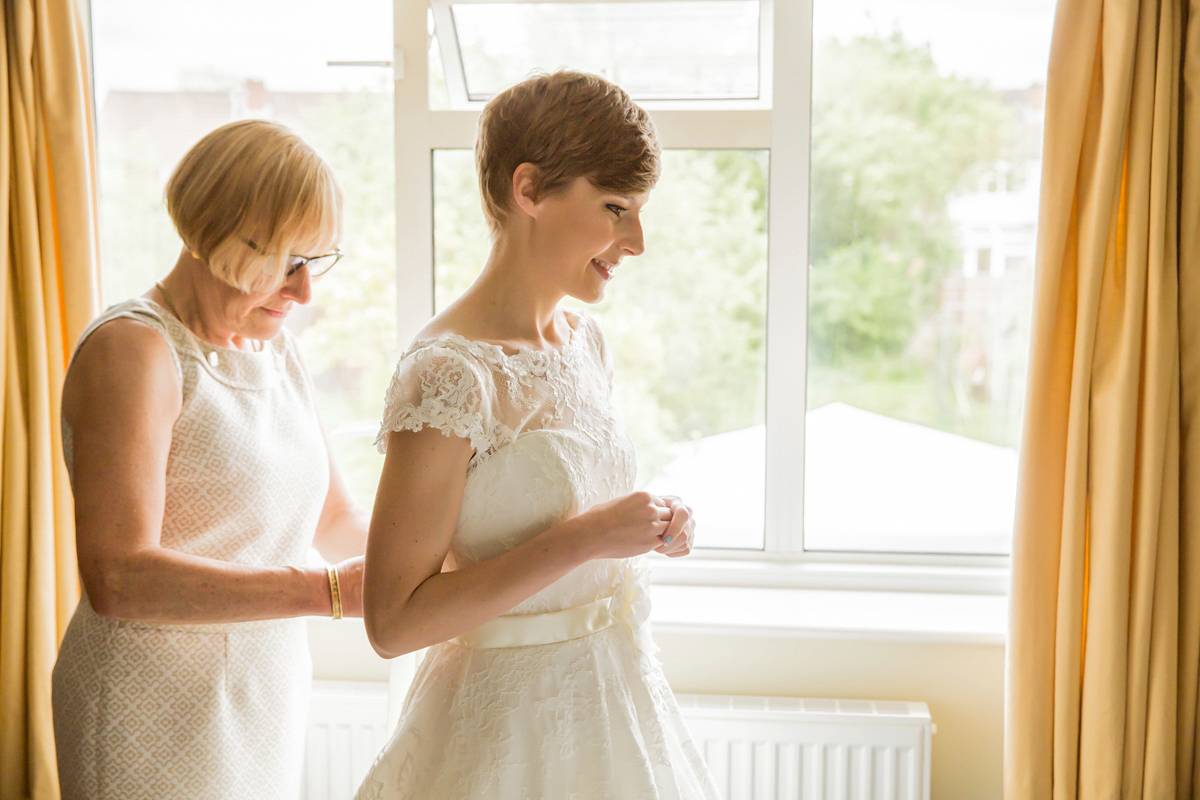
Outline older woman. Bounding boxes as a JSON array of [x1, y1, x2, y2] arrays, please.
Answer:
[[52, 119, 367, 800]]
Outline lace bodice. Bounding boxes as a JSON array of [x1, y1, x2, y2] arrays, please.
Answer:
[[376, 309, 642, 617]]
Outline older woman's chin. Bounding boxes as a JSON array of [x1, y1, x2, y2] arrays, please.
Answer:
[[237, 313, 287, 342]]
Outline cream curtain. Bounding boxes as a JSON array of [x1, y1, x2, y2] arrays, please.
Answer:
[[1005, 0, 1200, 797], [0, 0, 100, 798]]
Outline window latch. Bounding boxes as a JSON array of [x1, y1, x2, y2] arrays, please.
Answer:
[[326, 49, 405, 80]]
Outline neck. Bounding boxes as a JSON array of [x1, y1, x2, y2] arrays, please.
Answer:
[[466, 234, 568, 346], [156, 251, 253, 350]]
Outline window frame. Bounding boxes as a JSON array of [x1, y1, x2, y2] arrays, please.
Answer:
[[79, 0, 1014, 591], [393, 0, 1010, 592]]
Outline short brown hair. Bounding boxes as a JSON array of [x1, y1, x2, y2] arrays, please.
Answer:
[[475, 71, 661, 234], [165, 120, 343, 293]]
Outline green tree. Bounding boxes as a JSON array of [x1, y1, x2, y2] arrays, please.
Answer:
[[807, 33, 1016, 364], [287, 89, 398, 506], [808, 240, 916, 360], [95, 31, 1032, 502]]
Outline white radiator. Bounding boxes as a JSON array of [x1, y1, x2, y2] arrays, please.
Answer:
[[302, 681, 392, 800], [676, 694, 932, 800], [302, 682, 933, 800]]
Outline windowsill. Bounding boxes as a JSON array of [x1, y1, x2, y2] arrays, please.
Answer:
[[647, 556, 1009, 644], [649, 553, 1011, 594], [649, 583, 1008, 645]]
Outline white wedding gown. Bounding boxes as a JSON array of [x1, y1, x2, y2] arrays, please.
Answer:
[[354, 309, 720, 800]]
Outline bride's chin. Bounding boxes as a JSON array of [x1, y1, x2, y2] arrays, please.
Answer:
[[571, 279, 608, 304], [568, 288, 605, 304]]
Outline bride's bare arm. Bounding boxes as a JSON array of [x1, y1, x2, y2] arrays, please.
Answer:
[[363, 426, 670, 658]]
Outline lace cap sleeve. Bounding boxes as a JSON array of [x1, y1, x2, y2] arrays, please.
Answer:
[[375, 343, 495, 455]]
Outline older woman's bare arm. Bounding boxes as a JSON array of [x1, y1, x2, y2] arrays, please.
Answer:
[[363, 426, 672, 658], [312, 442, 369, 563], [310, 430, 369, 616], [64, 320, 337, 622]]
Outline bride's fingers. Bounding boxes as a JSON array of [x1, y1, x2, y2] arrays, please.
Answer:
[[658, 507, 689, 551]]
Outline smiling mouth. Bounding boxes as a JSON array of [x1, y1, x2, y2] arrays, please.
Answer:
[[262, 307, 288, 318], [591, 259, 617, 280]]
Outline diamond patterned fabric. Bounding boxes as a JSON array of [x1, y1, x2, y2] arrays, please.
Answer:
[[52, 298, 329, 799]]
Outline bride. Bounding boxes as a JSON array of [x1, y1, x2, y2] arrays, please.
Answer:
[[355, 70, 720, 799]]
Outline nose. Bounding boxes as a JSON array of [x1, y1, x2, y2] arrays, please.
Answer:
[[621, 216, 645, 257], [281, 265, 313, 305]]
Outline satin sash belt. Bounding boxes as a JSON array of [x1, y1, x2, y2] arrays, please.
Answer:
[[452, 595, 616, 649]]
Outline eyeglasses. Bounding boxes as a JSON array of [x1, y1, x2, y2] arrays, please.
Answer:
[[245, 239, 344, 279], [284, 250, 343, 278]]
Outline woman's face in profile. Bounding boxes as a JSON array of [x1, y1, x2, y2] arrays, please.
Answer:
[[533, 176, 650, 304], [215, 236, 334, 341]]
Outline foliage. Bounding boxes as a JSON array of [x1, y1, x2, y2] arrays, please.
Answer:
[[286, 90, 398, 505], [808, 240, 917, 362], [290, 89, 397, 422], [95, 30, 1033, 505], [807, 33, 1015, 363]]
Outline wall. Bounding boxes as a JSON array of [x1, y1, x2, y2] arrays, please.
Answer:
[[656, 632, 1005, 800]]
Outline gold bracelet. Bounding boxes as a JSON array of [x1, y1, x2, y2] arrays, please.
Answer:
[[326, 565, 343, 620]]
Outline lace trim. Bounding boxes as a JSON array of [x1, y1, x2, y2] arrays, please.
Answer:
[[375, 310, 601, 464], [408, 307, 587, 368]]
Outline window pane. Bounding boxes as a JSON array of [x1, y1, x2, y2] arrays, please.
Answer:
[[448, 2, 760, 101], [434, 150, 768, 549], [804, 0, 1055, 554], [92, 0, 395, 509]]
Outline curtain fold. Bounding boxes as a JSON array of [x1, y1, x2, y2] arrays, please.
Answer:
[[1177, 0, 1200, 795], [1005, 0, 1199, 797], [1, 0, 100, 798]]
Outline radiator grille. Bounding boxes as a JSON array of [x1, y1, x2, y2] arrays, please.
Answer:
[[676, 695, 932, 800], [302, 681, 391, 800]]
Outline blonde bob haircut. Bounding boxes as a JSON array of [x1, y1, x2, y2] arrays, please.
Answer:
[[475, 70, 661, 235], [165, 119, 343, 293]]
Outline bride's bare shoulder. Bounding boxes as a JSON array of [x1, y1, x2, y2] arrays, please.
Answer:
[[413, 300, 479, 343], [414, 297, 519, 353]]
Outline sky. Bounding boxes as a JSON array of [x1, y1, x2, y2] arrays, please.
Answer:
[[815, 0, 1056, 90], [91, 0, 1057, 102]]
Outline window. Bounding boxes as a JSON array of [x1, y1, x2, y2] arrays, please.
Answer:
[[91, 0, 1056, 572], [803, 0, 1051, 555], [91, 0, 396, 508], [411, 0, 780, 553], [437, 1, 761, 103], [412, 0, 1055, 561]]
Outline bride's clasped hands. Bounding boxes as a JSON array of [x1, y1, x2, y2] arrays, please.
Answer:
[[578, 491, 695, 560]]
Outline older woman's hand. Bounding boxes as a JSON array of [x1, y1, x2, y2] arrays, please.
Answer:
[[334, 557, 365, 618]]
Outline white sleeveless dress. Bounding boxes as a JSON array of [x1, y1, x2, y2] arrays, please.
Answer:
[[355, 309, 719, 800], [52, 298, 330, 800]]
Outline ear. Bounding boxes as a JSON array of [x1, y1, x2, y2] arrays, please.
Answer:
[[510, 162, 542, 219]]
